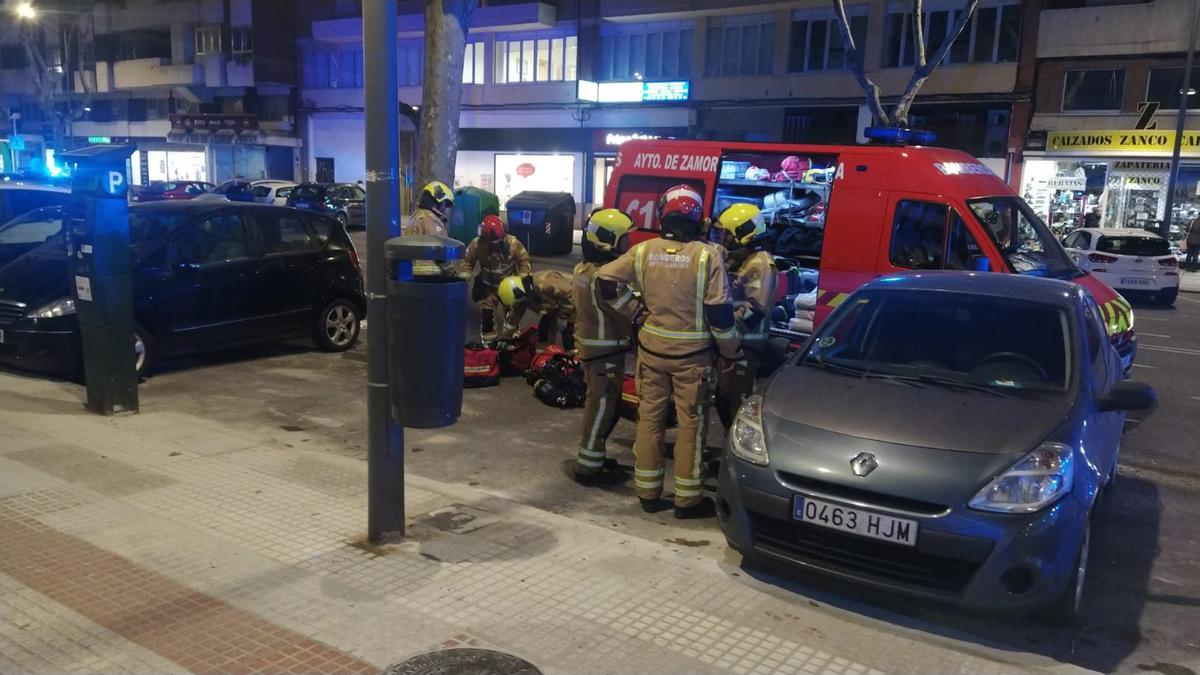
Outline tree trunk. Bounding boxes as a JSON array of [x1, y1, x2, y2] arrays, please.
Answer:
[[891, 0, 979, 126], [832, 0, 889, 126], [416, 0, 477, 190]]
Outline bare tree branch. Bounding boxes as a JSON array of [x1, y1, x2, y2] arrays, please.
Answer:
[[892, 0, 979, 126], [832, 0, 890, 125], [912, 0, 927, 69]]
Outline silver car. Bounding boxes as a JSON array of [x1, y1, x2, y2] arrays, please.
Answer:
[[717, 272, 1155, 622]]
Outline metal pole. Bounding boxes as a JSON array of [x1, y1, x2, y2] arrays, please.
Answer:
[[1161, 0, 1200, 239], [363, 0, 405, 542]]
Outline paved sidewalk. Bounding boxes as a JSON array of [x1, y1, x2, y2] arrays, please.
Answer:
[[0, 373, 1088, 674], [1180, 269, 1200, 294]]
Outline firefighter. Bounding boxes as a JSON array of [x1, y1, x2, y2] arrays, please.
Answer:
[[597, 185, 741, 519], [461, 215, 532, 343], [406, 181, 455, 276], [571, 209, 637, 483], [497, 270, 576, 350], [709, 203, 778, 430]]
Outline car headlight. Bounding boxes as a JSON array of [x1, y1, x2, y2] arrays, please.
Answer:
[[729, 394, 769, 466], [969, 442, 1073, 513], [30, 297, 76, 319]]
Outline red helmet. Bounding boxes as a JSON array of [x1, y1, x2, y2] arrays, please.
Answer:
[[656, 184, 704, 227], [481, 214, 506, 242]]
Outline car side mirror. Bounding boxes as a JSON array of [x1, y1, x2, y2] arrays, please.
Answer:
[[970, 256, 991, 272], [1099, 380, 1157, 412]]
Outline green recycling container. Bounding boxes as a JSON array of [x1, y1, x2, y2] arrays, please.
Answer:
[[450, 186, 500, 243]]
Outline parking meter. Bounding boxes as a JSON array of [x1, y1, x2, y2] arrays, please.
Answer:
[[385, 235, 466, 428], [61, 144, 138, 415]]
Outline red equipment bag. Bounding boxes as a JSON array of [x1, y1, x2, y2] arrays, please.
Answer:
[[499, 325, 539, 376], [619, 373, 639, 420], [464, 343, 500, 388], [524, 344, 571, 384]]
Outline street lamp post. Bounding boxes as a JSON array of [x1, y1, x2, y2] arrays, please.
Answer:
[[1161, 0, 1200, 239]]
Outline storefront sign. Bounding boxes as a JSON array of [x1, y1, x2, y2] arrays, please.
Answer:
[[1112, 160, 1169, 171], [578, 80, 692, 104], [642, 81, 690, 102], [1045, 130, 1200, 155], [87, 136, 113, 145], [1044, 176, 1087, 190], [169, 114, 259, 131], [604, 132, 660, 147], [1125, 175, 1163, 187]]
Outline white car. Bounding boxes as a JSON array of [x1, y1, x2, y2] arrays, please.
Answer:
[[250, 180, 296, 206], [1063, 227, 1179, 305]]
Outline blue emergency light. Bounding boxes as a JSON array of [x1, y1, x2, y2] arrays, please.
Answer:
[[864, 127, 937, 146]]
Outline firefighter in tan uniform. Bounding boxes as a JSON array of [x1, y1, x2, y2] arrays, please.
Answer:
[[497, 269, 576, 350], [710, 204, 778, 429], [405, 181, 455, 276], [598, 185, 741, 519], [571, 209, 637, 483], [460, 215, 533, 343]]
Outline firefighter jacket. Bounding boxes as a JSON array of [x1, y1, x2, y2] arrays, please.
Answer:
[[598, 238, 739, 359], [404, 208, 453, 276], [572, 261, 638, 361], [460, 235, 532, 287], [529, 270, 575, 320], [731, 250, 778, 344]]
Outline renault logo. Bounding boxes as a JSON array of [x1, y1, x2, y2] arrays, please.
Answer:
[[850, 452, 878, 477]]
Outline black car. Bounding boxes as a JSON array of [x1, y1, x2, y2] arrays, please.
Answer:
[[286, 183, 366, 229], [0, 202, 365, 377], [0, 205, 65, 268]]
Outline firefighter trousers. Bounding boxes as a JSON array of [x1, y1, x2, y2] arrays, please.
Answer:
[[574, 355, 626, 475], [716, 348, 762, 429], [633, 349, 715, 508], [478, 292, 516, 342]]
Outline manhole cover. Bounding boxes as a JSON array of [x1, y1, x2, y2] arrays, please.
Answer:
[[386, 648, 541, 675]]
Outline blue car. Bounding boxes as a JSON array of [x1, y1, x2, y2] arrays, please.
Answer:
[[717, 272, 1156, 622]]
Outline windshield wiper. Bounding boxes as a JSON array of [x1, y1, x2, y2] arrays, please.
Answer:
[[910, 373, 1013, 398], [803, 359, 926, 388]]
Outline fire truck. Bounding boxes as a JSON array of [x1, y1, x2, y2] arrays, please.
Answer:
[[603, 137, 1136, 372]]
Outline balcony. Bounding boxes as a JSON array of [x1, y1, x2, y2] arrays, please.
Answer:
[[112, 57, 202, 89], [312, 2, 555, 41], [1038, 0, 1193, 58]]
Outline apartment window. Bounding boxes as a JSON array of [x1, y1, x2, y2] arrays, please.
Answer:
[[1062, 69, 1125, 112], [195, 25, 222, 56], [303, 44, 365, 89], [884, 2, 1021, 68], [398, 41, 422, 86], [493, 32, 576, 83], [1147, 66, 1200, 110], [789, 11, 867, 72], [599, 21, 694, 80], [462, 42, 485, 84], [706, 14, 773, 77], [231, 27, 253, 56]]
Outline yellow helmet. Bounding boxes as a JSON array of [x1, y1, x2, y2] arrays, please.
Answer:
[[584, 208, 635, 253], [497, 275, 529, 307], [715, 203, 765, 245], [419, 181, 454, 216]]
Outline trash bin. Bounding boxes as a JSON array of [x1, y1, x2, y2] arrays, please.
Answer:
[[505, 191, 576, 255], [450, 186, 500, 244], [385, 235, 466, 428]]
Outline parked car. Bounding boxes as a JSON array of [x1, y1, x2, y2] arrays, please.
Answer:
[[1063, 228, 1179, 305], [717, 272, 1155, 623], [286, 183, 366, 228], [194, 179, 258, 203], [250, 180, 296, 206], [0, 181, 70, 228], [0, 206, 64, 268], [130, 180, 215, 202], [0, 202, 365, 377]]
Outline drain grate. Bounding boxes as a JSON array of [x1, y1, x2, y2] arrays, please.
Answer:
[[386, 648, 541, 675]]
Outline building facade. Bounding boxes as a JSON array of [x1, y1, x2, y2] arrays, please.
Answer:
[[1018, 0, 1200, 236], [298, 0, 1036, 212], [1, 0, 301, 185]]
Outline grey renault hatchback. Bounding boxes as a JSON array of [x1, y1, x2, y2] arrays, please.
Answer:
[[716, 272, 1155, 621]]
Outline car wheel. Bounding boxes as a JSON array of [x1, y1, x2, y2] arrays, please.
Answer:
[[133, 324, 154, 375], [1047, 519, 1090, 626], [1155, 287, 1178, 306], [314, 299, 360, 352], [336, 212, 350, 229]]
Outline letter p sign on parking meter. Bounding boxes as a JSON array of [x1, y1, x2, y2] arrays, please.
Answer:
[[105, 170, 126, 197]]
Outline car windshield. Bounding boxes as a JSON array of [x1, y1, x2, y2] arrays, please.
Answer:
[[967, 197, 1080, 279], [799, 289, 1072, 394], [1098, 235, 1170, 257], [0, 207, 64, 244], [292, 185, 323, 200]]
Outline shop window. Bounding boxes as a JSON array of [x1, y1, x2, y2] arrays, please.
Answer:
[[1062, 69, 1125, 112], [494, 32, 576, 83], [884, 2, 1020, 68], [890, 201, 948, 270], [789, 12, 867, 72], [195, 25, 221, 56], [600, 21, 694, 81], [705, 14, 774, 77], [462, 42, 485, 84], [231, 27, 253, 57], [1146, 67, 1200, 110]]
